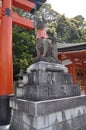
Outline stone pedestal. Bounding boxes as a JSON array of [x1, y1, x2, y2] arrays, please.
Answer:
[[9, 61, 82, 130], [15, 61, 80, 100], [10, 96, 86, 130]]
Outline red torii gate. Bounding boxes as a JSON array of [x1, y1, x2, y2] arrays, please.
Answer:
[[0, 0, 35, 95], [0, 0, 36, 125]]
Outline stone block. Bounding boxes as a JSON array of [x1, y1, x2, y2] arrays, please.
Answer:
[[28, 73, 34, 84], [62, 120, 73, 130], [81, 125, 86, 130], [63, 73, 73, 84], [10, 96, 86, 130], [26, 61, 69, 100], [10, 96, 86, 117], [82, 114, 86, 125], [73, 84, 80, 96], [15, 61, 81, 101], [48, 113, 57, 126], [10, 98, 36, 116], [40, 126, 53, 130], [52, 123, 62, 130], [24, 84, 65, 101], [55, 112, 62, 123], [79, 115, 86, 126], [27, 61, 68, 73], [62, 84, 73, 97], [81, 96, 86, 105], [48, 112, 62, 126], [73, 117, 81, 130], [28, 71, 47, 85], [16, 87, 25, 99], [73, 106, 85, 117], [62, 108, 74, 121], [10, 117, 35, 130]]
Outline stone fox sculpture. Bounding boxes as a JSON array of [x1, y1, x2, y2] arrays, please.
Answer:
[[35, 16, 58, 61], [48, 34, 58, 61], [36, 17, 48, 58]]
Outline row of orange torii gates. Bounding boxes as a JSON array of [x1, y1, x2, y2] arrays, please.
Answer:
[[0, 0, 86, 98]]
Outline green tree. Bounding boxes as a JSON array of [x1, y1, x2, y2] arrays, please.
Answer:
[[13, 25, 35, 77], [56, 15, 81, 43], [35, 3, 59, 21], [71, 15, 86, 42]]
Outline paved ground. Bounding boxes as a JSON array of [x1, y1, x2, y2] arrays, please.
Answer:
[[0, 125, 10, 130]]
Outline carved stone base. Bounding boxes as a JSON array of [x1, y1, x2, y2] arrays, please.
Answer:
[[34, 56, 61, 64], [9, 96, 86, 130], [9, 61, 82, 130], [15, 61, 80, 101]]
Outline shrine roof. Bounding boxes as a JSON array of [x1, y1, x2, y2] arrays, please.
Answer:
[[58, 42, 86, 52]]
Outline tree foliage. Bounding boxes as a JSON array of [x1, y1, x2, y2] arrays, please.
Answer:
[[13, 25, 35, 77], [56, 15, 81, 42], [35, 4, 59, 21], [13, 4, 86, 77], [35, 4, 86, 43]]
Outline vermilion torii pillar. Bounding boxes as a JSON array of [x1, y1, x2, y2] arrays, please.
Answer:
[[0, 0, 13, 95], [0, 0, 35, 97], [0, 0, 13, 125]]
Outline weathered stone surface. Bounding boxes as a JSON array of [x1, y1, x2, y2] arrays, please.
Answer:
[[73, 84, 81, 96], [15, 61, 80, 100], [63, 73, 73, 84], [24, 84, 65, 101], [81, 125, 86, 130], [10, 61, 83, 130], [10, 96, 86, 117], [27, 61, 68, 73], [10, 96, 86, 130]]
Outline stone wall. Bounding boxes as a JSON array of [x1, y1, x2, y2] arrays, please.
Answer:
[[10, 95, 86, 130]]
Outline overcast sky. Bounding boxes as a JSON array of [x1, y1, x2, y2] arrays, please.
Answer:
[[47, 0, 86, 19]]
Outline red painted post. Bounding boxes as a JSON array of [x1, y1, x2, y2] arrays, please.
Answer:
[[0, 0, 13, 95], [13, 0, 35, 12], [0, 0, 13, 125], [0, 20, 1, 39]]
